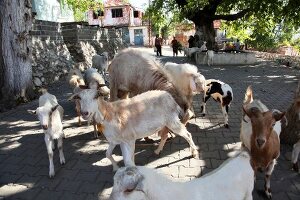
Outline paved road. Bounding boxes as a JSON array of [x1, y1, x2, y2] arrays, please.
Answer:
[[0, 46, 299, 200]]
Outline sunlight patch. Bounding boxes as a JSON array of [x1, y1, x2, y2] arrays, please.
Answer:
[[0, 184, 29, 197]]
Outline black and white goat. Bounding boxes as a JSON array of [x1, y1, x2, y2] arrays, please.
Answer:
[[200, 79, 233, 128]]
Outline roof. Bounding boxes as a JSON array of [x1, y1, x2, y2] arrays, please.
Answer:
[[104, 0, 131, 8]]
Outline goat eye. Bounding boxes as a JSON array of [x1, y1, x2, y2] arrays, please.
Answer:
[[272, 123, 276, 127]]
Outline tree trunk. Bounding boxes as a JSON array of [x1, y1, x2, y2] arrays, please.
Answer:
[[280, 81, 300, 144], [193, 15, 216, 50], [0, 0, 33, 109]]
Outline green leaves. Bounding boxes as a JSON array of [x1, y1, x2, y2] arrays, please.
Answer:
[[64, 0, 104, 21]]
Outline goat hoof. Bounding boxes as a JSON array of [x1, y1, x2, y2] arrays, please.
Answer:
[[154, 149, 160, 155], [224, 124, 229, 128], [199, 113, 205, 117], [60, 158, 66, 165], [292, 163, 299, 172], [49, 170, 55, 178], [265, 188, 272, 199]]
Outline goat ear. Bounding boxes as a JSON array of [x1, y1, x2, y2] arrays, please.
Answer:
[[189, 77, 197, 92], [68, 94, 80, 101], [244, 85, 253, 104], [243, 106, 260, 117], [51, 105, 59, 112], [28, 109, 37, 115], [79, 85, 89, 89], [122, 167, 144, 192], [97, 84, 107, 88], [272, 110, 285, 121]]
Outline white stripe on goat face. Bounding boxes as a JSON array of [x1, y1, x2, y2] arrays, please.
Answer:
[[36, 107, 52, 130], [76, 89, 103, 121]]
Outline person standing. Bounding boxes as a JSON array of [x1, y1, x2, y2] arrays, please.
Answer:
[[155, 34, 163, 56], [171, 37, 179, 57], [188, 35, 194, 48]]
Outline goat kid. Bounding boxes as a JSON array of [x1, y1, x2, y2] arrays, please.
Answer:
[[69, 89, 199, 171], [110, 151, 254, 200], [240, 86, 285, 199], [28, 90, 65, 177], [200, 79, 233, 128]]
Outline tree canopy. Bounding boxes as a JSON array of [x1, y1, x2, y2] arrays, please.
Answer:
[[147, 0, 300, 49]]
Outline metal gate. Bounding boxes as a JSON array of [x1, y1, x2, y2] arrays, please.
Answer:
[[134, 29, 144, 46]]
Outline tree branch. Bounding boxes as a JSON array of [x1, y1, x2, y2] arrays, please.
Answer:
[[174, 0, 188, 7], [213, 8, 250, 21]]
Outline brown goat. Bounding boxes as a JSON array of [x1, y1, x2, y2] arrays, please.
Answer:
[[240, 86, 285, 199]]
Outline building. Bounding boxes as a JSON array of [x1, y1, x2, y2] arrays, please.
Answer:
[[32, 0, 74, 22], [87, 0, 150, 46]]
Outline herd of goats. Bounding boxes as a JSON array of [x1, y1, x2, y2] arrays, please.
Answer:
[[28, 48, 300, 200]]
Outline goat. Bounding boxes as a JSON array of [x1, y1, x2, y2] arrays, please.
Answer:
[[240, 86, 285, 199], [84, 68, 110, 95], [200, 79, 233, 128], [92, 52, 109, 77], [69, 89, 199, 171], [206, 50, 214, 66], [108, 48, 190, 121], [28, 90, 65, 178], [67, 68, 85, 126], [109, 48, 192, 151], [109, 151, 254, 200], [291, 80, 300, 172], [83, 68, 110, 138], [164, 62, 206, 116], [67, 68, 85, 90]]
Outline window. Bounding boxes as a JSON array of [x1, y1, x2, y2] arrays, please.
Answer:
[[98, 10, 104, 17], [134, 11, 139, 18], [112, 8, 123, 18]]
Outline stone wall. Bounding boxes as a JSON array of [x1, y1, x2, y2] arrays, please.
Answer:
[[31, 20, 128, 87], [31, 20, 72, 87]]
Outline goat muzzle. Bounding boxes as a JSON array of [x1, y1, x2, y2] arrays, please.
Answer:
[[256, 138, 266, 148], [42, 125, 48, 130]]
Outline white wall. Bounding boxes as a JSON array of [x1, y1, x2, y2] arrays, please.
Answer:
[[33, 0, 74, 22]]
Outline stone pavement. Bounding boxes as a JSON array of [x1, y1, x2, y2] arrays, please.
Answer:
[[0, 46, 299, 200]]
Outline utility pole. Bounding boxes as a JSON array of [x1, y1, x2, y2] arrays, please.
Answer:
[[148, 0, 151, 47]]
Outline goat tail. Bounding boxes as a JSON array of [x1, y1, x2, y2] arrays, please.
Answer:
[[244, 85, 253, 104]]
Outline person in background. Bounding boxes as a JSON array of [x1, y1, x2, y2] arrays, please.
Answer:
[[235, 39, 241, 51], [171, 37, 179, 57], [155, 34, 163, 56], [188, 35, 194, 48]]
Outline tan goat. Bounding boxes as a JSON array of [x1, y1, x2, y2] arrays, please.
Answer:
[[240, 86, 285, 199], [69, 89, 199, 171]]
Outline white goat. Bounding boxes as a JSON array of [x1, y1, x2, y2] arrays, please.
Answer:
[[109, 151, 254, 200], [240, 86, 285, 199], [28, 90, 65, 178], [92, 52, 109, 76], [67, 68, 85, 91], [84, 67, 110, 95], [69, 89, 199, 171], [206, 50, 214, 66], [164, 62, 206, 116], [185, 47, 201, 58], [200, 79, 233, 128]]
